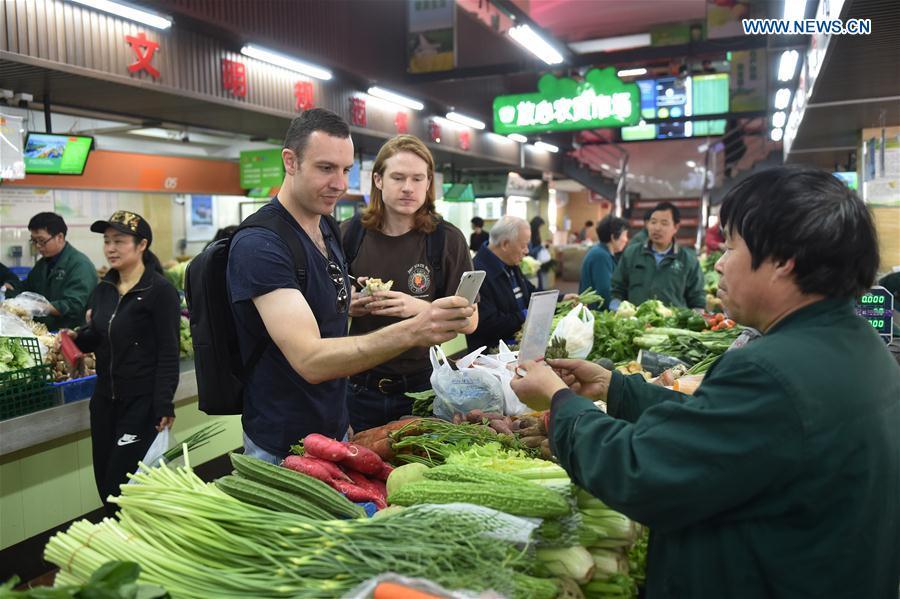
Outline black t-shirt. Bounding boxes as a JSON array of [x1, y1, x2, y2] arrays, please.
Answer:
[[344, 221, 473, 376], [469, 230, 489, 252], [227, 199, 350, 456]]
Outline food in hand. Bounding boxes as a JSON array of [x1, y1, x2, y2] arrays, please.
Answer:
[[363, 278, 394, 296]]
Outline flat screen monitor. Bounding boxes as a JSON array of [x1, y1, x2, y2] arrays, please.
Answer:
[[24, 133, 94, 175]]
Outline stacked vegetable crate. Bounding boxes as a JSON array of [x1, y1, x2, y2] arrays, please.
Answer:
[[0, 337, 55, 419]]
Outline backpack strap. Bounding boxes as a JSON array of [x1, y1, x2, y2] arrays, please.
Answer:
[[233, 207, 310, 377], [427, 220, 447, 298], [341, 214, 366, 268], [238, 208, 309, 292]]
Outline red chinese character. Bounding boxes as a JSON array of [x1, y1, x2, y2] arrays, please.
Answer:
[[429, 120, 441, 143], [459, 131, 471, 151], [222, 59, 247, 97], [394, 112, 409, 134], [350, 97, 367, 127], [125, 32, 160, 79], [294, 81, 314, 112]]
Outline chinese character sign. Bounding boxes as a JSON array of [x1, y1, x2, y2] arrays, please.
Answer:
[[350, 97, 367, 127], [294, 81, 314, 112], [458, 131, 470, 151], [493, 68, 640, 134], [222, 59, 247, 97], [395, 112, 409, 134], [125, 32, 160, 79], [429, 120, 441, 142]]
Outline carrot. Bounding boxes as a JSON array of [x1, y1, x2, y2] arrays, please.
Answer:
[[373, 582, 443, 599], [303, 433, 351, 462]]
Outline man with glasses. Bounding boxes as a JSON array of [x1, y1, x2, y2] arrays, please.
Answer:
[[8, 212, 97, 330], [227, 109, 475, 463]]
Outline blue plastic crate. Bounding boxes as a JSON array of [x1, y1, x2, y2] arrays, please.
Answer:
[[9, 266, 31, 280], [52, 374, 97, 404]]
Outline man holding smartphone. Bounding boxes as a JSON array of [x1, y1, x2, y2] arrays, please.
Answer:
[[342, 135, 478, 432]]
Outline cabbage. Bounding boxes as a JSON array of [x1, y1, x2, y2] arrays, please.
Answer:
[[615, 301, 637, 319]]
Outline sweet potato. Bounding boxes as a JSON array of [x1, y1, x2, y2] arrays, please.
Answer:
[[282, 455, 333, 483], [488, 419, 513, 435], [299, 455, 352, 482]]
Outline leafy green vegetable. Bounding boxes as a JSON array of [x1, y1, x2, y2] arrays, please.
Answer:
[[0, 561, 168, 598]]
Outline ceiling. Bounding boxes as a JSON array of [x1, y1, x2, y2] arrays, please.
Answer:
[[526, 0, 707, 42]]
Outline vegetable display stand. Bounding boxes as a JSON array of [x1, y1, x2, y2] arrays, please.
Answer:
[[0, 337, 55, 419], [52, 374, 98, 405]]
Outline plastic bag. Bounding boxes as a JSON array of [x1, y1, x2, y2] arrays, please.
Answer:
[[129, 428, 176, 483], [550, 304, 595, 359], [3, 292, 54, 318], [0, 311, 37, 338], [430, 346, 504, 420], [469, 346, 531, 416]]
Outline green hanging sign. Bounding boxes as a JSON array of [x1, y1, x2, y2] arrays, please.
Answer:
[[240, 149, 284, 189], [492, 67, 641, 134]]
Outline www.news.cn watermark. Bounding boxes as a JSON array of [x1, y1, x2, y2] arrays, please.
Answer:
[[742, 19, 872, 35]]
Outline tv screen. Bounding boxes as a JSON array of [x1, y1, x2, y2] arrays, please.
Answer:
[[24, 133, 94, 175], [832, 171, 858, 190]]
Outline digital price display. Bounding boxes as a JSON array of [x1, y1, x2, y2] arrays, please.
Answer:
[[855, 286, 893, 343]]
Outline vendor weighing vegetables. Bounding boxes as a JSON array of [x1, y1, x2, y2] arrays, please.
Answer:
[[512, 167, 900, 598]]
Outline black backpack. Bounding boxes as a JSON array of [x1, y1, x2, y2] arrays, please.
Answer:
[[184, 206, 341, 415], [341, 215, 447, 297]]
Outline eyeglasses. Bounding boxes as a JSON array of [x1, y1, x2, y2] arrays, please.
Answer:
[[326, 260, 348, 314], [29, 236, 56, 247]]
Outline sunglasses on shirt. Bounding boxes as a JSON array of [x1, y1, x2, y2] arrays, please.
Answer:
[[326, 260, 349, 314]]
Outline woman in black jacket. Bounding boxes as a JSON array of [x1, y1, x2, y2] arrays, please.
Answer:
[[71, 211, 180, 513]]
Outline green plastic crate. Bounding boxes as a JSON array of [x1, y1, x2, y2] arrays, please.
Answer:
[[0, 337, 56, 420]]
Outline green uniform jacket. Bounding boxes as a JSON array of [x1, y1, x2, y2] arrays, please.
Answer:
[[18, 243, 97, 330], [550, 298, 900, 598], [611, 241, 705, 309]]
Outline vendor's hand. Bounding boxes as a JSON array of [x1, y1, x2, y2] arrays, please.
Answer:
[[156, 416, 175, 432], [85, 309, 92, 324], [60, 328, 77, 340], [562, 293, 580, 302], [349, 289, 376, 318], [1, 283, 12, 292], [408, 295, 474, 347], [510, 360, 568, 412], [369, 290, 430, 319], [546, 358, 612, 401]]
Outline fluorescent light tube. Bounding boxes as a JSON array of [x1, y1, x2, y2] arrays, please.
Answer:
[[534, 141, 559, 153], [70, 0, 171, 29], [569, 33, 651, 54], [774, 88, 792, 110], [617, 68, 647, 78], [366, 86, 424, 111], [508, 24, 564, 65], [241, 44, 332, 81], [445, 111, 485, 130], [778, 50, 799, 82]]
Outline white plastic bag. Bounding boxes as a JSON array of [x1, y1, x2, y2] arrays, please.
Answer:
[[129, 428, 176, 482], [3, 292, 54, 318], [470, 353, 531, 416], [430, 346, 504, 420], [550, 304, 595, 359]]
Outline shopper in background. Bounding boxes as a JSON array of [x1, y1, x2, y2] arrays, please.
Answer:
[[0, 262, 20, 294], [343, 134, 478, 432], [576, 220, 594, 243], [69, 211, 180, 514], [511, 167, 899, 598], [610, 201, 705, 310], [528, 216, 553, 290], [469, 216, 489, 252], [579, 215, 629, 310], [467, 215, 534, 351], [228, 110, 474, 461], [9, 212, 97, 330]]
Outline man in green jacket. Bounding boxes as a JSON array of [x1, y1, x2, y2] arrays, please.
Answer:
[[610, 202, 705, 309], [11, 213, 97, 330], [513, 167, 899, 598]]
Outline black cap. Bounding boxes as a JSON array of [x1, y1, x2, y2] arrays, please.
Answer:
[[90, 210, 153, 245]]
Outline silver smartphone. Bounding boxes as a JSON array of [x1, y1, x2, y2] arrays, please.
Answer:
[[455, 270, 486, 304]]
